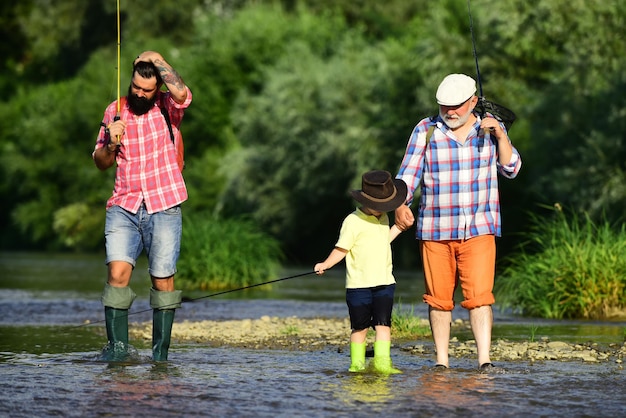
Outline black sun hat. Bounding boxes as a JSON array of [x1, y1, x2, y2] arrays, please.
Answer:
[[351, 170, 407, 212]]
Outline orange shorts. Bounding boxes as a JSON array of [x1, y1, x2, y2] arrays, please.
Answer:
[[420, 235, 496, 311]]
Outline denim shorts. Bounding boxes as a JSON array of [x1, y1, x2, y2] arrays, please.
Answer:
[[345, 284, 396, 331], [105, 204, 182, 278]]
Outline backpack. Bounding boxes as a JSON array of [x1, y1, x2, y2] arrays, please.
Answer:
[[117, 95, 185, 171]]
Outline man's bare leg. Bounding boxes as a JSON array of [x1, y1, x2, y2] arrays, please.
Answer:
[[429, 307, 452, 367], [469, 305, 493, 367]]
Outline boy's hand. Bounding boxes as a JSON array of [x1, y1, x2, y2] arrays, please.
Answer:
[[314, 263, 326, 275]]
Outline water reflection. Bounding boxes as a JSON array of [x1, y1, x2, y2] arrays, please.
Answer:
[[0, 346, 624, 417], [93, 363, 186, 414], [412, 369, 496, 412], [338, 373, 394, 404]]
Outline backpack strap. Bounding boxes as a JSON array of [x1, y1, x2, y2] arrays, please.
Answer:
[[159, 95, 175, 145], [425, 116, 437, 146], [425, 124, 435, 146], [418, 117, 437, 194]]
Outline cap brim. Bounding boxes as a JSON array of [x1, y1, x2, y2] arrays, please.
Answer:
[[436, 94, 474, 106]]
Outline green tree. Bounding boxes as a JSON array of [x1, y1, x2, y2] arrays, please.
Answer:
[[2, 0, 625, 267], [504, 0, 626, 222], [0, 55, 116, 249], [218, 35, 421, 262]]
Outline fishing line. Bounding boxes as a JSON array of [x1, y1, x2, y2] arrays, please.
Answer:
[[72, 270, 317, 328], [466, 0, 517, 129], [182, 270, 317, 303]]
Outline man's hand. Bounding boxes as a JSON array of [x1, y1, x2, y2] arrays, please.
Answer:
[[134, 51, 163, 66], [394, 205, 415, 231], [480, 116, 514, 165], [480, 116, 506, 140], [107, 120, 127, 145]]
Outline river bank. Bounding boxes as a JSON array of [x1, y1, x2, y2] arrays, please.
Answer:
[[128, 316, 626, 365]]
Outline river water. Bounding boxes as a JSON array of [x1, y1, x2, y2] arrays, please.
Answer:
[[0, 252, 624, 417]]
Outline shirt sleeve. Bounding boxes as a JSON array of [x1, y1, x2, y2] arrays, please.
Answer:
[[396, 118, 432, 206], [335, 214, 357, 251]]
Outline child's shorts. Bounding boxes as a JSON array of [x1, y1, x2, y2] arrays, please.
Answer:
[[346, 284, 395, 331]]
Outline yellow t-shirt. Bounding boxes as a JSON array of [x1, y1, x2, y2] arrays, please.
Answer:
[[335, 208, 396, 289]]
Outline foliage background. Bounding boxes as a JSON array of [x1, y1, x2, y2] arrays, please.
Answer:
[[1, 0, 625, 271]]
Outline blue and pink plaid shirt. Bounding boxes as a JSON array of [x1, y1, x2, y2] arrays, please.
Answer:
[[396, 114, 521, 241], [94, 87, 192, 214]]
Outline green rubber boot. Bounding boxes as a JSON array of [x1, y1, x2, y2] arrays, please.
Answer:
[[101, 284, 136, 361], [150, 288, 182, 362], [348, 342, 367, 372], [104, 307, 129, 347], [372, 340, 402, 374]]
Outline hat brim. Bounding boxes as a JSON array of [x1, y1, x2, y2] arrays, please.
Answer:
[[350, 178, 407, 212], [436, 94, 474, 106]]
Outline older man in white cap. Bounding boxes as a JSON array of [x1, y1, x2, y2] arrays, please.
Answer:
[[394, 73, 522, 372]]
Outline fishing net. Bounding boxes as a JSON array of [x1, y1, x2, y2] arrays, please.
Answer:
[[475, 97, 517, 130]]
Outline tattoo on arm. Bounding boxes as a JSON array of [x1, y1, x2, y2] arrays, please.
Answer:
[[154, 59, 185, 91]]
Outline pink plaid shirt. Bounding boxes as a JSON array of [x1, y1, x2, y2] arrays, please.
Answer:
[[396, 114, 521, 241], [93, 87, 192, 214]]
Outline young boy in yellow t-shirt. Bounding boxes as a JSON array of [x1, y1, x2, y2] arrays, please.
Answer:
[[314, 170, 409, 373]]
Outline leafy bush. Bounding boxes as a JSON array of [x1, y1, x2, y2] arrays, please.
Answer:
[[176, 215, 283, 290], [496, 205, 626, 319], [53, 203, 104, 249]]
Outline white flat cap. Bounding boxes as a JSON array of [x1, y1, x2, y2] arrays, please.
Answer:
[[436, 74, 477, 106]]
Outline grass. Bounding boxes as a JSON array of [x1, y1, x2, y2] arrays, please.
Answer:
[[391, 302, 431, 340], [529, 324, 539, 342], [280, 325, 300, 336], [496, 205, 626, 320], [176, 215, 283, 290], [358, 302, 431, 342]]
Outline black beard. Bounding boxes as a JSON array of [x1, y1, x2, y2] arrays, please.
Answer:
[[127, 87, 157, 115]]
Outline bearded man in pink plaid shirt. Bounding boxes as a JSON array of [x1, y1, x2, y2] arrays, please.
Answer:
[[93, 51, 192, 362], [394, 74, 522, 372]]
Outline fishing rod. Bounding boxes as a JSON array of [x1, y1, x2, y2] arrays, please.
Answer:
[[73, 270, 317, 328], [115, 0, 121, 119], [466, 0, 516, 129]]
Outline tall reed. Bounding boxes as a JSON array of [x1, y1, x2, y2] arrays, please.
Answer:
[[496, 205, 626, 319], [177, 215, 283, 290]]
